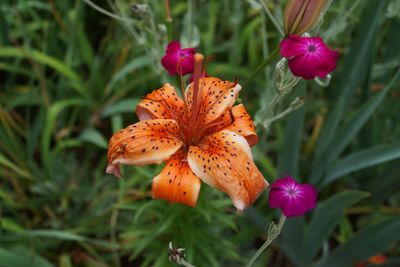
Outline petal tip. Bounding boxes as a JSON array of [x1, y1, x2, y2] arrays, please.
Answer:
[[106, 164, 122, 178], [233, 199, 246, 212]]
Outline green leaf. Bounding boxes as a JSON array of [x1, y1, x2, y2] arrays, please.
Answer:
[[0, 152, 31, 179], [301, 191, 369, 263], [79, 127, 108, 149], [0, 47, 86, 96], [41, 99, 88, 173], [311, 68, 400, 184], [101, 98, 140, 118], [312, 0, 388, 181], [19, 230, 119, 250], [315, 216, 400, 267], [107, 56, 152, 93], [324, 142, 400, 186], [0, 218, 24, 233], [279, 217, 306, 267], [0, 247, 54, 267], [277, 81, 306, 178]]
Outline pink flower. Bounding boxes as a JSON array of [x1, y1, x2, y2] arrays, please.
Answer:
[[268, 176, 317, 218], [280, 35, 339, 80], [161, 41, 196, 76]]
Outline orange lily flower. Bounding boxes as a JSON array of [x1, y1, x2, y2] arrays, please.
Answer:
[[106, 54, 268, 210]]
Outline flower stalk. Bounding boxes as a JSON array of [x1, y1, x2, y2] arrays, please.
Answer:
[[245, 214, 287, 267], [165, 0, 173, 41], [262, 97, 304, 128], [243, 46, 280, 88]]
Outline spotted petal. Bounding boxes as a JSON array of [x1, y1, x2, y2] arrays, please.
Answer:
[[136, 83, 186, 122], [106, 119, 183, 177], [152, 150, 201, 207], [225, 104, 258, 146], [185, 77, 241, 126], [187, 130, 268, 211]]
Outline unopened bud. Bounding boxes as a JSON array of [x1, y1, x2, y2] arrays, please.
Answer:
[[284, 0, 327, 35]]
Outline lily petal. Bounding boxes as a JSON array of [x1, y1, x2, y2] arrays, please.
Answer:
[[187, 130, 268, 211], [107, 119, 183, 177], [136, 83, 186, 122], [226, 104, 258, 146], [152, 150, 201, 207], [185, 77, 241, 126]]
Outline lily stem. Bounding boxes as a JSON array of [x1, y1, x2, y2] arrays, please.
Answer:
[[245, 214, 287, 267], [243, 46, 280, 88]]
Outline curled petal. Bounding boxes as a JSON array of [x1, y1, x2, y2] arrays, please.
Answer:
[[106, 119, 183, 177], [225, 104, 258, 146], [185, 77, 241, 127], [187, 130, 268, 211], [152, 151, 201, 207], [136, 83, 186, 122]]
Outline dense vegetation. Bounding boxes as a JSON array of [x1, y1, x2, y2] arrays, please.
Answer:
[[1, 0, 399, 266]]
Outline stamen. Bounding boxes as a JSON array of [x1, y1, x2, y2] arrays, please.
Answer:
[[190, 53, 204, 128]]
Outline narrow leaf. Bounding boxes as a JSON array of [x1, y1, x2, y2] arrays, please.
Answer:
[[302, 191, 369, 262], [315, 216, 400, 267], [324, 143, 400, 186]]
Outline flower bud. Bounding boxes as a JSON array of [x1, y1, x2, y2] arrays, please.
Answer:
[[274, 58, 300, 95], [284, 0, 327, 35], [168, 242, 186, 263]]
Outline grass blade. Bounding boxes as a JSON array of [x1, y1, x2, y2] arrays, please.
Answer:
[[324, 142, 400, 186]]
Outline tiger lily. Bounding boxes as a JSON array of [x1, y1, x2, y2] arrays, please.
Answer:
[[106, 54, 268, 211]]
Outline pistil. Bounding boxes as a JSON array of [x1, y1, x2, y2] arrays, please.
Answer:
[[188, 53, 204, 144]]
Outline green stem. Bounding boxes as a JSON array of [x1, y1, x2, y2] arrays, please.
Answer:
[[166, 19, 173, 41], [263, 98, 304, 128], [257, 0, 285, 36], [178, 259, 196, 267], [243, 46, 280, 88], [83, 0, 133, 23], [245, 215, 287, 267], [165, 0, 174, 41], [255, 92, 281, 126]]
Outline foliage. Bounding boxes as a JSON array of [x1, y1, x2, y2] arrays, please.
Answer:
[[0, 0, 399, 266]]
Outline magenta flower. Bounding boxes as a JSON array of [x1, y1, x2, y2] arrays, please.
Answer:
[[280, 35, 339, 80], [161, 41, 196, 76], [268, 176, 317, 218]]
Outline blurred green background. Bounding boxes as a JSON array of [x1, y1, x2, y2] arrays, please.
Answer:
[[1, 0, 400, 266]]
